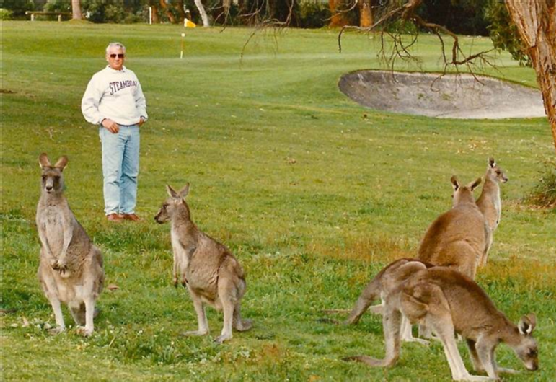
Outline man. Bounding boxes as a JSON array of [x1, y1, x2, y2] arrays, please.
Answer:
[[82, 42, 148, 222]]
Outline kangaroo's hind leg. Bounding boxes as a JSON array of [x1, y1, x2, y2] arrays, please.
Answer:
[[344, 278, 381, 325], [422, 285, 489, 381], [183, 290, 209, 337], [70, 301, 86, 326], [215, 277, 240, 344], [233, 302, 252, 332], [48, 296, 66, 333], [343, 301, 403, 367], [75, 296, 97, 337], [40, 265, 66, 333]]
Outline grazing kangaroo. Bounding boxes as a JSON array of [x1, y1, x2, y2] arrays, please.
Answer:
[[344, 265, 539, 381], [476, 157, 508, 266], [154, 184, 252, 343], [344, 258, 433, 325], [342, 177, 487, 341], [36, 153, 104, 336]]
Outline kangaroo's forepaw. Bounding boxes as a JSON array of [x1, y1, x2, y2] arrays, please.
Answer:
[[59, 269, 71, 278]]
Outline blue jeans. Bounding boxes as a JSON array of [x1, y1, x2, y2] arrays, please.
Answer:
[[99, 125, 140, 215]]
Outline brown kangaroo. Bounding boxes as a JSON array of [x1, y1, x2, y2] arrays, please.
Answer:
[[344, 262, 539, 381], [36, 153, 104, 336], [154, 184, 252, 343], [476, 157, 508, 266], [343, 177, 487, 341]]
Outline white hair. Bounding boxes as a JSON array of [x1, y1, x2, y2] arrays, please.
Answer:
[[105, 42, 126, 55]]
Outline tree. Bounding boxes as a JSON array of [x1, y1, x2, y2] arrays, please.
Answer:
[[505, 0, 556, 153], [335, 0, 556, 154], [358, 0, 372, 28], [71, 0, 83, 20], [194, 0, 210, 26]]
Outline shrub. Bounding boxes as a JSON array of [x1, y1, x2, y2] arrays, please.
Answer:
[[83, 0, 143, 23], [297, 2, 330, 29], [0, 0, 34, 18], [0, 8, 13, 20], [43, 0, 71, 13], [485, 1, 531, 66], [525, 160, 556, 209]]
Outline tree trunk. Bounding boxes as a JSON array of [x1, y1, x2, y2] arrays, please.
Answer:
[[71, 0, 83, 20], [159, 0, 177, 23], [176, 0, 186, 22], [194, 0, 210, 27], [329, 0, 349, 27], [359, 0, 372, 27], [147, 0, 160, 23], [506, 0, 556, 153]]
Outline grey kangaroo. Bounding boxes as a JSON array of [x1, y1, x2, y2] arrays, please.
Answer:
[[344, 261, 539, 381], [36, 153, 104, 336], [476, 157, 508, 266], [343, 177, 487, 340], [154, 184, 252, 343]]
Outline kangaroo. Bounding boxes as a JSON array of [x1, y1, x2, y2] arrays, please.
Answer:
[[342, 177, 487, 341], [36, 153, 104, 336], [344, 258, 434, 325], [476, 157, 508, 266], [417, 176, 487, 280], [344, 265, 539, 381], [154, 184, 252, 343]]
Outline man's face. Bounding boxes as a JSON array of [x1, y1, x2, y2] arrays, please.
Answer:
[[106, 47, 125, 71]]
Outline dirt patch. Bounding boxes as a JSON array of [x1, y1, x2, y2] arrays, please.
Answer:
[[339, 70, 545, 119]]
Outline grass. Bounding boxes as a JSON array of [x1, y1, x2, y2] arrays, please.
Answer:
[[1, 21, 555, 381]]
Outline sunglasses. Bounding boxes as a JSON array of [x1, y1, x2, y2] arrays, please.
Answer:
[[109, 53, 125, 58]]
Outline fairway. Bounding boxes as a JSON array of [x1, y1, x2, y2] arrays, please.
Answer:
[[1, 21, 555, 381]]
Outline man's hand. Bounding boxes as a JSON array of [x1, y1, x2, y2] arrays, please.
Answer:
[[102, 118, 119, 133], [138, 117, 146, 127]]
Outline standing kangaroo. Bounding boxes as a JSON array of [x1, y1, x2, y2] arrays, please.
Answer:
[[36, 153, 104, 336], [344, 264, 539, 381], [154, 184, 252, 343], [417, 176, 487, 280], [343, 177, 487, 336], [476, 157, 508, 266]]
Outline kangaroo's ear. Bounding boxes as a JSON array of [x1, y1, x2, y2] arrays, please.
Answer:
[[470, 177, 482, 190], [166, 185, 178, 198], [450, 176, 459, 191], [39, 153, 51, 168], [518, 314, 536, 335], [179, 183, 190, 198], [54, 156, 68, 170], [488, 157, 496, 168]]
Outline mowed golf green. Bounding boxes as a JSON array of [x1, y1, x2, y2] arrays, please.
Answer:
[[1, 21, 555, 381]]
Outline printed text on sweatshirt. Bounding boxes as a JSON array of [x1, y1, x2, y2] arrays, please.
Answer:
[[82, 66, 148, 126]]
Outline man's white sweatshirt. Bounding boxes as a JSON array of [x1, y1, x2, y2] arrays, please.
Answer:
[[82, 66, 148, 126]]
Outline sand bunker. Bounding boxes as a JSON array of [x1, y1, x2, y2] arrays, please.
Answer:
[[339, 70, 546, 119]]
